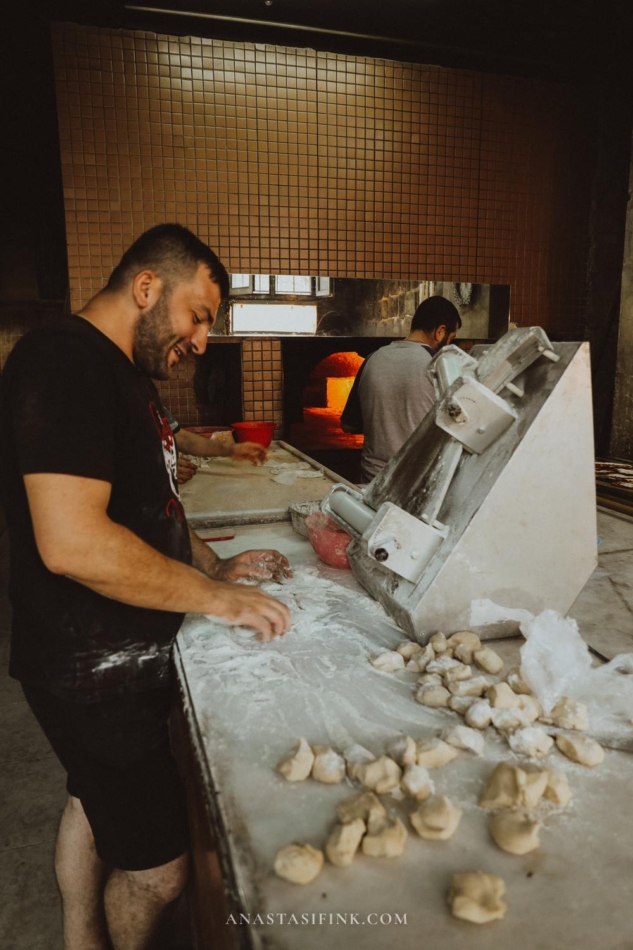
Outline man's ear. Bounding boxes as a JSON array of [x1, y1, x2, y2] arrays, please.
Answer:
[[131, 269, 163, 311], [434, 324, 448, 342]]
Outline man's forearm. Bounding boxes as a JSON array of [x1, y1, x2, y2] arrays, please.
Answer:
[[24, 472, 291, 639], [176, 429, 229, 457], [61, 516, 231, 615]]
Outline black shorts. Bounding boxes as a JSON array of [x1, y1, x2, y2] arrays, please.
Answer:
[[22, 684, 190, 871]]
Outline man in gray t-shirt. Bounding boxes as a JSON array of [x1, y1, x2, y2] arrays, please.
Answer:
[[341, 296, 461, 482]]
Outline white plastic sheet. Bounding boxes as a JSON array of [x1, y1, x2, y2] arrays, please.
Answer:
[[519, 609, 633, 731]]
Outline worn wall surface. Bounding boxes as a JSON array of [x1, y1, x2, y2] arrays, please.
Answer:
[[52, 23, 594, 426], [611, 135, 633, 461]]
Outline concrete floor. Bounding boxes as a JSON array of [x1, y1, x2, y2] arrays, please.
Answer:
[[0, 508, 631, 948]]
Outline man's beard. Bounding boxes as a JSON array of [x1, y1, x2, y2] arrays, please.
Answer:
[[132, 292, 177, 380]]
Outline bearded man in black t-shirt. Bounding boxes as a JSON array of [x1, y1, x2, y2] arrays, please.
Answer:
[[0, 224, 291, 950]]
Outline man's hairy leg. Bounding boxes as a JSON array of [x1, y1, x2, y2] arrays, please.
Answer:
[[55, 796, 109, 950], [104, 852, 189, 950]]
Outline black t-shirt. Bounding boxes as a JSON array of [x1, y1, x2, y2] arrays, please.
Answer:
[[0, 316, 192, 702]]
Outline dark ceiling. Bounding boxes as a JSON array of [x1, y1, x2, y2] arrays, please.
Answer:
[[38, 0, 633, 84]]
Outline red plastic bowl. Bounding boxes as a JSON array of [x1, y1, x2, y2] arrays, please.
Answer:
[[231, 421, 276, 446], [305, 512, 352, 569]]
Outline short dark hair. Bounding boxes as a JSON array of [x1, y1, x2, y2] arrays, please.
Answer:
[[411, 296, 462, 334], [105, 223, 229, 298]]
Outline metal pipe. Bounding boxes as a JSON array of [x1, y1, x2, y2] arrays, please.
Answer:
[[124, 4, 440, 49]]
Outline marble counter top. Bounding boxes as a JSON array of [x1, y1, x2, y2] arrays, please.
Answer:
[[175, 520, 633, 950]]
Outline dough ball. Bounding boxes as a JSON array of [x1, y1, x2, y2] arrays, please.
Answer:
[[443, 724, 485, 756], [550, 697, 589, 732], [396, 640, 423, 659], [416, 738, 459, 768], [325, 818, 366, 868], [489, 810, 540, 855], [386, 734, 417, 766], [473, 647, 504, 675], [411, 794, 462, 839], [405, 657, 423, 672], [430, 632, 448, 653], [446, 631, 482, 651], [448, 694, 477, 714], [427, 655, 461, 674], [516, 694, 541, 723], [508, 727, 553, 758], [555, 734, 604, 767], [543, 768, 572, 806], [401, 763, 433, 800], [443, 663, 473, 685], [370, 651, 405, 672], [418, 672, 443, 687], [311, 745, 346, 784], [361, 817, 407, 858], [449, 675, 489, 698], [274, 843, 324, 885], [506, 665, 532, 694], [337, 791, 386, 826], [486, 682, 519, 709], [415, 685, 451, 707], [491, 707, 531, 735], [465, 700, 493, 729], [478, 761, 548, 810], [454, 643, 476, 665], [344, 743, 376, 781], [448, 872, 506, 924], [415, 643, 436, 672], [357, 755, 402, 794], [276, 737, 315, 782]]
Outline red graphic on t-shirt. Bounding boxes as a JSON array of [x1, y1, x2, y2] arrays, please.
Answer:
[[148, 401, 179, 499]]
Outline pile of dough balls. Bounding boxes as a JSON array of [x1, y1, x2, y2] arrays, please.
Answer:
[[274, 630, 605, 925], [272, 733, 466, 884], [371, 632, 603, 769]]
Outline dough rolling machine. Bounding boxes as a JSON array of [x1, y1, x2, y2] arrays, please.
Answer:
[[322, 328, 597, 640]]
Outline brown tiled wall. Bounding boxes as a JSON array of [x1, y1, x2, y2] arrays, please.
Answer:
[[241, 339, 283, 426], [52, 22, 593, 425]]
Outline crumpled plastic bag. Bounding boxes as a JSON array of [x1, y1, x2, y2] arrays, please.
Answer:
[[519, 608, 633, 731]]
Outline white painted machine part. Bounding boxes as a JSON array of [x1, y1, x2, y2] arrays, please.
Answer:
[[430, 346, 477, 398], [325, 485, 375, 537], [423, 440, 463, 526], [434, 378, 518, 454], [476, 326, 555, 395], [365, 502, 447, 584]]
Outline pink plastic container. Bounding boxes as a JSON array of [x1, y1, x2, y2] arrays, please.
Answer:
[[231, 421, 276, 447], [305, 512, 352, 569]]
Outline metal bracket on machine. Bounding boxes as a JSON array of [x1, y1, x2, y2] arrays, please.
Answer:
[[323, 485, 448, 584], [434, 377, 517, 454], [364, 502, 448, 583]]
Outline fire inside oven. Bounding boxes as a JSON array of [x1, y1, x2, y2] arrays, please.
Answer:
[[290, 351, 364, 451]]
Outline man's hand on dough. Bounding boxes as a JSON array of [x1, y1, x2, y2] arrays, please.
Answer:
[[231, 442, 268, 465], [204, 582, 291, 640], [177, 457, 198, 484], [211, 549, 293, 584]]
